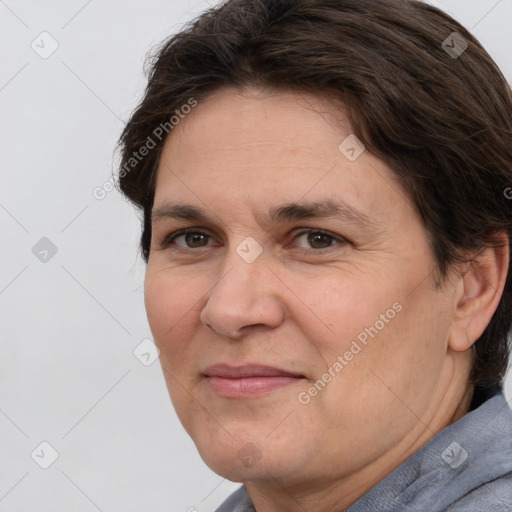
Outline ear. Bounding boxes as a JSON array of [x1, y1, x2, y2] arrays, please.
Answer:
[[448, 231, 510, 352]]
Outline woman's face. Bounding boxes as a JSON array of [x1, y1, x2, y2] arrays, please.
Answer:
[[145, 87, 469, 486]]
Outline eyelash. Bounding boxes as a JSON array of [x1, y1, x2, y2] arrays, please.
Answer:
[[159, 227, 347, 252]]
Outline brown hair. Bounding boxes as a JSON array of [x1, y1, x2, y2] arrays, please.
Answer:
[[117, 0, 512, 386]]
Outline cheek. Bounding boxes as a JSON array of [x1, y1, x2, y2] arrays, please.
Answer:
[[144, 271, 201, 363], [312, 276, 449, 417], [144, 270, 206, 428], [290, 273, 396, 361], [290, 272, 442, 409]]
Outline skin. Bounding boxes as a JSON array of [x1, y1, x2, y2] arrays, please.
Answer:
[[144, 87, 509, 512]]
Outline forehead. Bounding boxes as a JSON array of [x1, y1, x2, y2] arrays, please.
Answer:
[[153, 87, 411, 226], [162, 87, 348, 150]]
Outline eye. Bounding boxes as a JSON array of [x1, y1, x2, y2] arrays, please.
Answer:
[[159, 228, 346, 252], [293, 229, 345, 250], [161, 229, 214, 249]]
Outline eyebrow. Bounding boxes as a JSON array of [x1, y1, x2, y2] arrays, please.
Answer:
[[151, 199, 376, 229]]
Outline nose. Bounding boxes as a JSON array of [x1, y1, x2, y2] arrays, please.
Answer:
[[199, 251, 285, 339]]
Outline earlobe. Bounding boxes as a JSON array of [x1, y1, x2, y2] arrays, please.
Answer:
[[448, 232, 509, 352]]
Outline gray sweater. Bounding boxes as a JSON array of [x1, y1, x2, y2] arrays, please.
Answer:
[[215, 388, 512, 511]]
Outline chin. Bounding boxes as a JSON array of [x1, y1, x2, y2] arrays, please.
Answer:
[[197, 447, 264, 480], [197, 434, 303, 484]]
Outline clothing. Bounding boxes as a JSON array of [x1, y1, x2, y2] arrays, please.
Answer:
[[215, 386, 512, 511]]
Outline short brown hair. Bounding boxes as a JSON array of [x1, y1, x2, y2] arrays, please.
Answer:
[[117, 0, 512, 386]]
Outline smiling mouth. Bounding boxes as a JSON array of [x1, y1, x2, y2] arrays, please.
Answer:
[[202, 364, 305, 398]]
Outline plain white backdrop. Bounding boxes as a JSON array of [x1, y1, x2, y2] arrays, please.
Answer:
[[1, 1, 511, 511]]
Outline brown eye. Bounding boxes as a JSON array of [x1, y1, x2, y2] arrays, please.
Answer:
[[183, 232, 209, 248], [163, 230, 213, 249], [294, 230, 345, 250], [308, 232, 335, 249]]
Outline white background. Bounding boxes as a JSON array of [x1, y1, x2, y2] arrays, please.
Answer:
[[1, 1, 511, 511]]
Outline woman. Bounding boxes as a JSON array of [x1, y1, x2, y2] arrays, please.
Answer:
[[116, 0, 512, 510]]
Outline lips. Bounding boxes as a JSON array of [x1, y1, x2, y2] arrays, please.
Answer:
[[202, 364, 305, 397], [202, 363, 304, 379]]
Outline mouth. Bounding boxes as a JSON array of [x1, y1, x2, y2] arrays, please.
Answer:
[[202, 363, 306, 398]]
